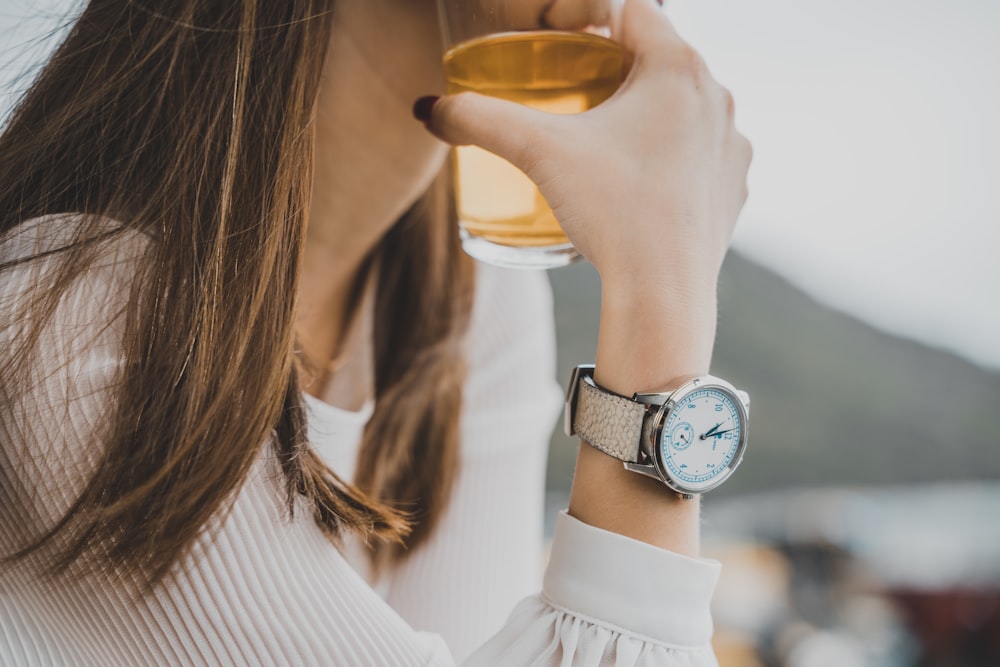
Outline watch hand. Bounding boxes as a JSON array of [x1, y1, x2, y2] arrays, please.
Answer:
[[700, 422, 724, 440], [710, 428, 736, 438]]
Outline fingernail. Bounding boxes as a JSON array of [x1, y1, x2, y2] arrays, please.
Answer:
[[412, 96, 440, 124], [656, 0, 664, 5]]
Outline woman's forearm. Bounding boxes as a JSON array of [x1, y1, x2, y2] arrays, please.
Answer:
[[566, 280, 718, 557]]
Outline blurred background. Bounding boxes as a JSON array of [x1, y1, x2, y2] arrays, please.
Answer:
[[3, 0, 998, 665]]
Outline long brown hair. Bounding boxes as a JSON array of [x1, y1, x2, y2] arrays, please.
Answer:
[[0, 0, 473, 585]]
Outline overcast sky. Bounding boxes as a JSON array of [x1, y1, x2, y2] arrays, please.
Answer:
[[2, 0, 998, 370], [665, 0, 1000, 370]]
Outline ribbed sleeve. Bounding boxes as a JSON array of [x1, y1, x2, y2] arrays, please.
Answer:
[[383, 264, 563, 662], [1, 216, 722, 666]]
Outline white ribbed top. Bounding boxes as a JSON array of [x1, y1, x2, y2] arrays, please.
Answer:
[[0, 216, 721, 666]]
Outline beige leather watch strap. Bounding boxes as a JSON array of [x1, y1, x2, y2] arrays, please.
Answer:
[[572, 376, 648, 463]]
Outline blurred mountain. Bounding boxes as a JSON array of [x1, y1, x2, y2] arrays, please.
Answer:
[[546, 252, 1000, 496]]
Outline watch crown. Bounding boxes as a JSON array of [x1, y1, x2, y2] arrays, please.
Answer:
[[737, 390, 750, 407]]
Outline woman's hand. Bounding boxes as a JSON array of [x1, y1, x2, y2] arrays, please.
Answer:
[[419, 0, 752, 555], [420, 0, 751, 305]]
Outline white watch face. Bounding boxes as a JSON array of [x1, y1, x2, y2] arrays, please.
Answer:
[[658, 386, 744, 493]]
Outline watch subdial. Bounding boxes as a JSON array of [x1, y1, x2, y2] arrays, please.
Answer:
[[669, 422, 694, 451]]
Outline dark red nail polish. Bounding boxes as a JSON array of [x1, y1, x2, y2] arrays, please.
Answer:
[[413, 96, 440, 124], [656, 0, 664, 5]]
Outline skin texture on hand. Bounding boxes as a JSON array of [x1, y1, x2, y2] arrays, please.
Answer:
[[422, 0, 752, 555]]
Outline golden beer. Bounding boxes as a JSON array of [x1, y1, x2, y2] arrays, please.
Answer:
[[444, 31, 625, 248]]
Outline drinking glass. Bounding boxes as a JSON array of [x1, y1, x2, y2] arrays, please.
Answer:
[[437, 0, 626, 269]]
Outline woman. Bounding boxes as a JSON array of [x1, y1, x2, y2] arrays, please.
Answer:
[[0, 0, 751, 663]]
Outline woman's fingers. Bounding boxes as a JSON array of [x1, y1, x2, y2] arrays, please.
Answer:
[[736, 130, 754, 201], [418, 92, 560, 176], [619, 0, 686, 63], [495, 0, 616, 31], [541, 0, 615, 31]]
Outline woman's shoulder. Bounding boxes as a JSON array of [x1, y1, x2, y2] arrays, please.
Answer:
[[1, 213, 149, 324], [2, 212, 147, 259], [0, 211, 149, 394], [0, 214, 146, 395], [1, 213, 149, 299], [0, 213, 149, 438], [0, 215, 150, 550]]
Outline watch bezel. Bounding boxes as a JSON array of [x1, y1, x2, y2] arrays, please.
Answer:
[[644, 376, 749, 496]]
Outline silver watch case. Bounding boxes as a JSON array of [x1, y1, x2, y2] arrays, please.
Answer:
[[631, 376, 750, 497]]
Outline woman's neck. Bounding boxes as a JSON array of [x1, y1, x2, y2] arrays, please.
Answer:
[[297, 251, 378, 409], [296, 0, 447, 386]]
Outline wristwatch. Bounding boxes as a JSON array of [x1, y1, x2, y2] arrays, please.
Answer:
[[564, 365, 750, 499]]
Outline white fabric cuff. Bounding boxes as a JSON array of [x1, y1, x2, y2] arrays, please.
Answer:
[[543, 511, 721, 648]]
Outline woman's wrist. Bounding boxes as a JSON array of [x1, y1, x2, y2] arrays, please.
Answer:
[[567, 443, 701, 557], [594, 278, 717, 395], [564, 277, 717, 557]]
